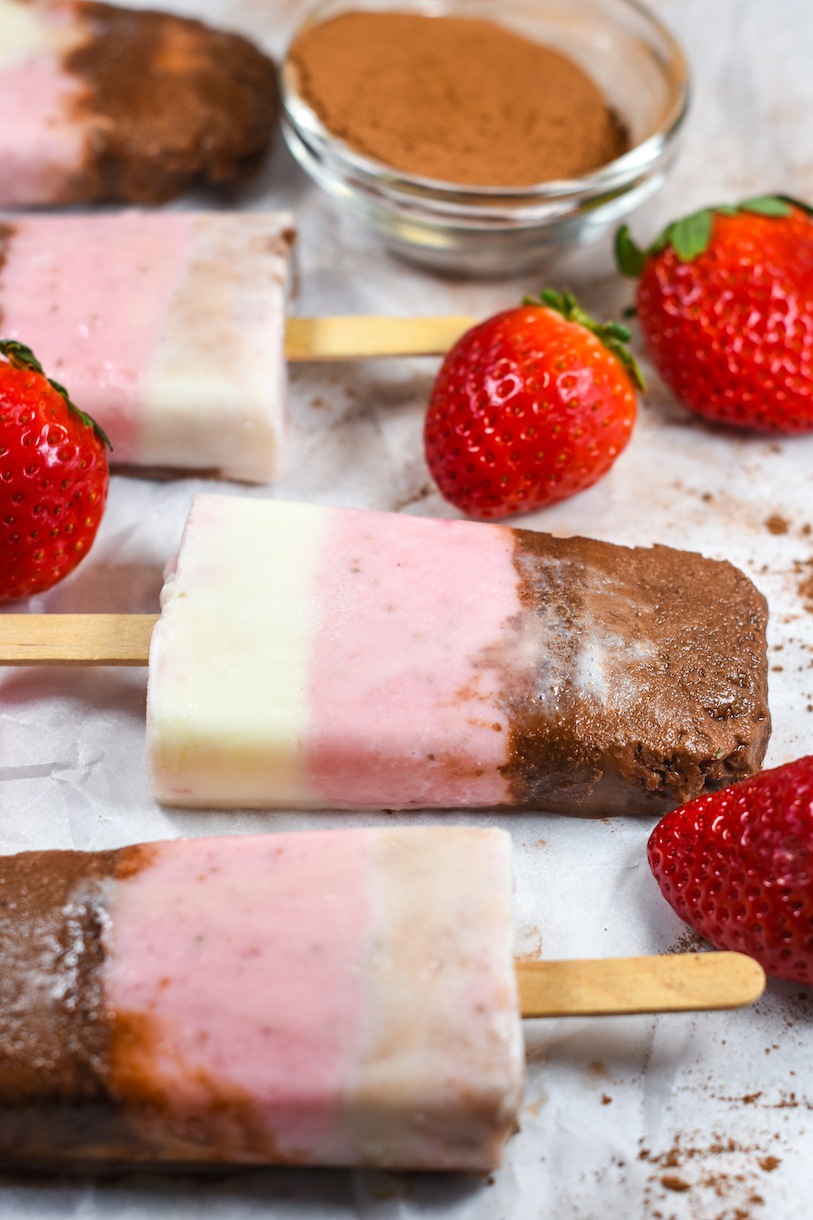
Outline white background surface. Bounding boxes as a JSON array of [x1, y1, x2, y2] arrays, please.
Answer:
[[3, 0, 813, 1216]]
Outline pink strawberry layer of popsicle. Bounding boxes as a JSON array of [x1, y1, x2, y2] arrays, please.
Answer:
[[0, 212, 292, 481], [146, 496, 770, 814], [0, 0, 277, 207], [0, 826, 523, 1170]]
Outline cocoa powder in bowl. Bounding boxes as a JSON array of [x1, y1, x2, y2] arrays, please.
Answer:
[[287, 10, 628, 187]]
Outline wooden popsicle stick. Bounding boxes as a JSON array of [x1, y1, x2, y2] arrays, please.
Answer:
[[0, 614, 157, 666], [516, 951, 765, 1018], [284, 315, 478, 361]]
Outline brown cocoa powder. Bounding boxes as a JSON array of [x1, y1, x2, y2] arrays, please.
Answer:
[[288, 11, 628, 186]]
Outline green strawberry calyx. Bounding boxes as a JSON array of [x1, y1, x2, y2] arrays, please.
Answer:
[[615, 194, 813, 275], [0, 339, 113, 451], [524, 288, 646, 391]]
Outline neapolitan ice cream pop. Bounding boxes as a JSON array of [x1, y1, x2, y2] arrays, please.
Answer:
[[0, 0, 277, 206], [0, 213, 475, 482], [0, 825, 764, 1169], [146, 496, 770, 813], [0, 827, 522, 1169], [0, 213, 293, 481]]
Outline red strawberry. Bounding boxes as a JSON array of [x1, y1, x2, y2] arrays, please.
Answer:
[[617, 195, 813, 433], [423, 290, 641, 520], [647, 755, 813, 983], [0, 340, 110, 602]]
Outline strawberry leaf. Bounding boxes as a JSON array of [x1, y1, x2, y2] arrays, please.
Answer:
[[0, 340, 45, 377], [664, 209, 714, 261], [0, 339, 113, 451], [615, 226, 646, 277], [527, 289, 646, 391], [740, 196, 793, 216]]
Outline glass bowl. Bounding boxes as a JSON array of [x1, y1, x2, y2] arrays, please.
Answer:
[[280, 0, 689, 276]]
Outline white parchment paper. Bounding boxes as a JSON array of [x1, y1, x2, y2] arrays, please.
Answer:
[[2, 1, 813, 1216]]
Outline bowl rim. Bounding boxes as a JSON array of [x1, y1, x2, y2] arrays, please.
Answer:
[[280, 0, 691, 202]]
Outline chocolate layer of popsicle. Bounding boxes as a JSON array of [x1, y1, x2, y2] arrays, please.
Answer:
[[505, 530, 770, 813], [0, 845, 139, 1161]]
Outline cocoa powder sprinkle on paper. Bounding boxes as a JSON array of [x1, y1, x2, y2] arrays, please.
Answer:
[[288, 11, 628, 186], [661, 1174, 691, 1192]]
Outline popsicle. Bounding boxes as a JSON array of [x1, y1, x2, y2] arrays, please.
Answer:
[[0, 825, 765, 1169], [0, 826, 521, 1168], [0, 0, 277, 207], [0, 211, 477, 481], [0, 212, 293, 482], [144, 496, 771, 813]]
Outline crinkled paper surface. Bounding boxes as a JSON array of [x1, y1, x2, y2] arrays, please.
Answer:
[[2, 0, 813, 1215]]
